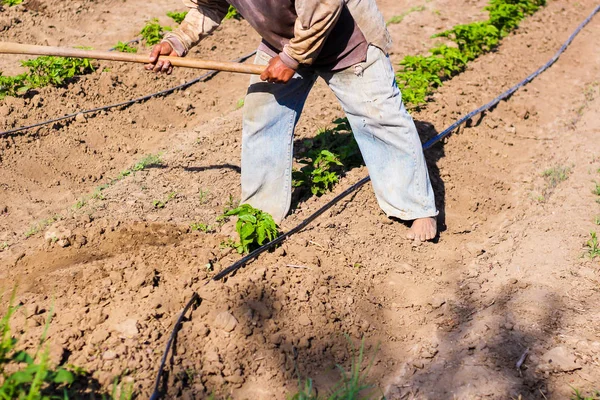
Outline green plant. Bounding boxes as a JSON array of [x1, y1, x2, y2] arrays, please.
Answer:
[[542, 166, 571, 188], [0, 294, 77, 399], [1, 56, 94, 99], [190, 222, 213, 233], [593, 182, 600, 196], [235, 98, 245, 109], [387, 5, 425, 25], [396, 0, 546, 107], [571, 387, 600, 400], [594, 216, 600, 226], [585, 232, 600, 259], [287, 337, 381, 400], [198, 189, 210, 204], [153, 192, 176, 209], [293, 118, 362, 196], [167, 11, 188, 24], [2, 0, 23, 6], [113, 41, 137, 53], [140, 18, 172, 45], [25, 215, 60, 239], [222, 204, 278, 254], [0, 243, 8, 251], [224, 5, 241, 20]]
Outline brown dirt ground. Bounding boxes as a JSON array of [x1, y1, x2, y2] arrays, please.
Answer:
[[1, 0, 600, 399]]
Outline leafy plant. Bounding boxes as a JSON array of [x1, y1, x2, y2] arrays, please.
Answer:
[[0, 294, 77, 399], [224, 5, 241, 20], [2, 0, 23, 6], [293, 118, 362, 196], [1, 56, 94, 99], [222, 204, 278, 254], [190, 222, 213, 233], [167, 11, 188, 24], [585, 232, 600, 259], [396, 0, 546, 107], [140, 19, 172, 46], [113, 41, 137, 53], [542, 166, 571, 188]]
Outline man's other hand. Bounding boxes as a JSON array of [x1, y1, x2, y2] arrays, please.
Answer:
[[260, 56, 295, 84], [145, 42, 178, 74]]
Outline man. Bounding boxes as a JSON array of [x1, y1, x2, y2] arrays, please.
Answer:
[[146, 0, 438, 241]]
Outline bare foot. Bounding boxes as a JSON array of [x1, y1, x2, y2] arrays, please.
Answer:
[[406, 217, 437, 241]]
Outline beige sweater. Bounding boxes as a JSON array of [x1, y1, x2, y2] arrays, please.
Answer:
[[163, 0, 391, 69]]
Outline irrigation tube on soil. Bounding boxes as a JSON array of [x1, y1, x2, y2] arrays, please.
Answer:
[[0, 51, 257, 137], [149, 5, 600, 399]]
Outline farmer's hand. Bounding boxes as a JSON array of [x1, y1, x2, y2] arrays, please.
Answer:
[[260, 56, 295, 84], [145, 42, 178, 74]]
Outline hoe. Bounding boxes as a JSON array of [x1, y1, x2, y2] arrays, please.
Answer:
[[0, 41, 265, 75]]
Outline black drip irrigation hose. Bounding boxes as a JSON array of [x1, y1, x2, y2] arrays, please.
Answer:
[[149, 5, 600, 398], [0, 51, 257, 137]]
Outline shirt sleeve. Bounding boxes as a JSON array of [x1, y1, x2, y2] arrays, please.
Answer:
[[280, 0, 343, 69], [162, 0, 230, 56]]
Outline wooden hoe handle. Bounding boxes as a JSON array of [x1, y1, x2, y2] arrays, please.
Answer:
[[0, 41, 265, 75]]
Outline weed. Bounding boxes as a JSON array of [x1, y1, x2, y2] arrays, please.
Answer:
[[133, 153, 164, 171], [140, 18, 172, 46], [198, 189, 210, 204], [2, 0, 23, 6], [24, 215, 60, 239], [0, 242, 8, 251], [542, 166, 571, 188], [396, 0, 546, 106], [167, 11, 188, 24], [114, 41, 138, 53], [190, 222, 213, 233], [73, 198, 87, 210], [153, 192, 176, 209], [387, 5, 426, 25], [222, 204, 278, 254], [595, 216, 600, 226], [224, 5, 241, 20], [288, 337, 382, 400], [1, 56, 95, 99], [0, 292, 134, 399], [222, 194, 239, 214], [571, 387, 600, 400], [235, 98, 245, 109], [585, 232, 600, 259], [593, 182, 600, 196]]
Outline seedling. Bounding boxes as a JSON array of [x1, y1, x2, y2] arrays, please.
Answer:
[[595, 216, 600, 226], [114, 41, 138, 53], [2, 0, 23, 6], [190, 222, 213, 233], [542, 166, 571, 188], [153, 192, 176, 209], [593, 182, 600, 196], [24, 215, 60, 239], [0, 242, 8, 251], [235, 98, 245, 109], [224, 5, 241, 20], [198, 189, 210, 204], [167, 11, 188, 24], [222, 204, 278, 254], [288, 337, 380, 400], [293, 119, 362, 196], [387, 5, 426, 25], [396, 0, 546, 106], [1, 56, 95, 99], [140, 18, 172, 46], [585, 232, 600, 259], [571, 387, 600, 400]]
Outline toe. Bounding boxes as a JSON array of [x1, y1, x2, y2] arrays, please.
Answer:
[[406, 231, 416, 240]]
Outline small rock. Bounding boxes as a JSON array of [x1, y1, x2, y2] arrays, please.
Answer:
[[75, 113, 87, 123], [102, 350, 117, 360], [214, 312, 238, 332], [298, 314, 311, 326], [429, 296, 446, 309], [537, 346, 582, 373], [114, 319, 139, 339]]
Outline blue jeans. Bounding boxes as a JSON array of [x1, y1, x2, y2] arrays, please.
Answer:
[[241, 45, 437, 223]]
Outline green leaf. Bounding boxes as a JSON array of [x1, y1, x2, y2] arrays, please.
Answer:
[[12, 350, 34, 364], [52, 368, 75, 385]]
